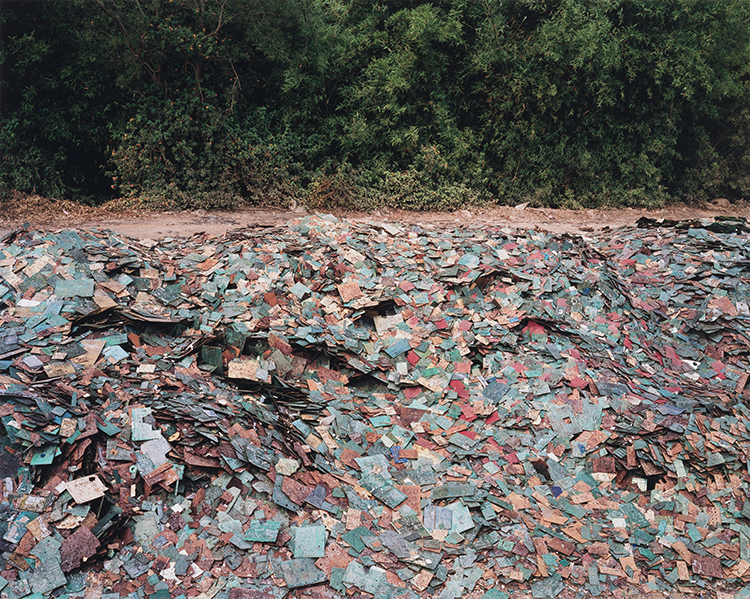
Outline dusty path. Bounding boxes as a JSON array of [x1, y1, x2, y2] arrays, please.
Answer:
[[0, 194, 744, 239]]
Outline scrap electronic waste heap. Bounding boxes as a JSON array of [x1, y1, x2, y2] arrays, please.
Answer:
[[0, 215, 746, 598]]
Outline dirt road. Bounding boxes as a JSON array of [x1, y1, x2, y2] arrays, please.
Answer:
[[0, 194, 743, 239]]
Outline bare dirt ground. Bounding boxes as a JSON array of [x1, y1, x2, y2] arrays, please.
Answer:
[[0, 194, 745, 239]]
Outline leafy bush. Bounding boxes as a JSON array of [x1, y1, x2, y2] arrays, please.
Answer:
[[2, 0, 750, 209], [0, 1, 120, 201], [470, 0, 750, 206]]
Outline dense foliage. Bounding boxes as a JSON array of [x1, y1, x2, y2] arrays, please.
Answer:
[[1, 0, 750, 209]]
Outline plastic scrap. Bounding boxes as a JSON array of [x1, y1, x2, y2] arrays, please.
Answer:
[[0, 216, 748, 597]]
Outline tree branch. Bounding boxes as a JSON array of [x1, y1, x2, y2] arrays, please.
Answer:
[[92, 0, 160, 84], [208, 0, 229, 38]]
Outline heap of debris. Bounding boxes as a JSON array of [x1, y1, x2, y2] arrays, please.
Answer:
[[0, 215, 747, 599]]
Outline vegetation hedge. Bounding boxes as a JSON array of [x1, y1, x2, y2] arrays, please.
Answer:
[[1, 0, 749, 209]]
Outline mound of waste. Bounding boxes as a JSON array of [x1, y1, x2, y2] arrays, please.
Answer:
[[0, 215, 748, 598]]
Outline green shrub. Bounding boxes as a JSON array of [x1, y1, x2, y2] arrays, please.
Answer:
[[3, 0, 750, 209], [470, 0, 750, 206], [0, 1, 120, 201]]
